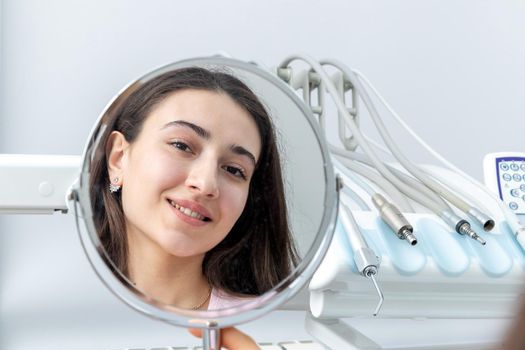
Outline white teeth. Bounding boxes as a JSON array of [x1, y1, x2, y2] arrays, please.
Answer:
[[169, 201, 206, 221]]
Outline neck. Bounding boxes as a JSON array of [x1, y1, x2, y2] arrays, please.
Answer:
[[126, 231, 211, 309]]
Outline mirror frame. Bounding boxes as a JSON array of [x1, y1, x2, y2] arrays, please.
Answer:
[[72, 56, 338, 329]]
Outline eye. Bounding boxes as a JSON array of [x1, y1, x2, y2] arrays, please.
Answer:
[[223, 165, 247, 180], [169, 141, 192, 153]]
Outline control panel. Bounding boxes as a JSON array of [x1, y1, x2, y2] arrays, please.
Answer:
[[483, 152, 525, 215]]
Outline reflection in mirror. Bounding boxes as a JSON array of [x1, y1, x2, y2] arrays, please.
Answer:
[[79, 58, 331, 316]]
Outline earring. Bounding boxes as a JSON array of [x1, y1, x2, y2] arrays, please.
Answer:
[[109, 177, 121, 193]]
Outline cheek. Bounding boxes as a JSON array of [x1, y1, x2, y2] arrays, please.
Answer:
[[127, 152, 187, 192], [121, 153, 187, 221], [220, 185, 250, 226]]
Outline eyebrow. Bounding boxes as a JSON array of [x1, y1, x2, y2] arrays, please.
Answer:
[[162, 120, 257, 166], [162, 120, 210, 139], [230, 145, 256, 166]]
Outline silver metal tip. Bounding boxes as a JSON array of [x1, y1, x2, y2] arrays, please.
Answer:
[[475, 235, 487, 245], [402, 228, 418, 246], [458, 222, 485, 245], [368, 273, 384, 317]]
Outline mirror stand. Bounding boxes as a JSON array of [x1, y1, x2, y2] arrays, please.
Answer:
[[202, 328, 221, 350]]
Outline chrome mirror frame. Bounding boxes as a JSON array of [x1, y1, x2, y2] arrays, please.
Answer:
[[71, 56, 339, 329]]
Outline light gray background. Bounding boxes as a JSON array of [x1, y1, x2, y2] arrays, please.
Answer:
[[1, 1, 524, 349]]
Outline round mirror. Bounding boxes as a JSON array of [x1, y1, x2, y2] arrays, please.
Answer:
[[72, 56, 337, 330]]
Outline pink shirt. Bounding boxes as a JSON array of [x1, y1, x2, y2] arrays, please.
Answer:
[[204, 288, 277, 318], [207, 288, 252, 310]]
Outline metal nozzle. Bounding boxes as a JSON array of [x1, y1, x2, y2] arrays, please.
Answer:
[[467, 208, 495, 232], [372, 193, 417, 246], [442, 211, 486, 246], [457, 221, 486, 245], [401, 228, 418, 246]]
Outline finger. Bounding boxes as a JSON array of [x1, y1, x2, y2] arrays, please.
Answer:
[[221, 327, 260, 350], [188, 327, 260, 349], [188, 328, 202, 338]]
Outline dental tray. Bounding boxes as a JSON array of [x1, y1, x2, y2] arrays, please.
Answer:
[[309, 210, 525, 319]]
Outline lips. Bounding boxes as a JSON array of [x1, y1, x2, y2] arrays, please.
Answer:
[[167, 199, 212, 222]]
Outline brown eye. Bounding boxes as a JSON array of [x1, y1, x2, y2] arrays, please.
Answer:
[[170, 141, 192, 153], [223, 165, 247, 180]]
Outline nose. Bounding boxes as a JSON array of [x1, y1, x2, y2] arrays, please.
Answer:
[[185, 158, 220, 199]]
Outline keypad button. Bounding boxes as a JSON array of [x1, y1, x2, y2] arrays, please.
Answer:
[[509, 202, 519, 210], [522, 195, 525, 202], [521, 163, 525, 171], [521, 184, 525, 192], [513, 174, 522, 181], [511, 189, 520, 197], [503, 173, 512, 181], [510, 163, 520, 171], [500, 162, 510, 171]]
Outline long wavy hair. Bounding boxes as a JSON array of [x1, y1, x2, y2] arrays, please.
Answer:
[[89, 66, 298, 296]]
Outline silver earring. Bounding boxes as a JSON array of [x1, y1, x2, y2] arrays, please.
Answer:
[[109, 177, 121, 193]]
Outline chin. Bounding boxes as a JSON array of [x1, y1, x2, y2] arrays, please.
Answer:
[[156, 232, 224, 258], [159, 240, 206, 258], [160, 243, 199, 257]]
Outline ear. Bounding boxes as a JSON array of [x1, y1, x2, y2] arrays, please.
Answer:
[[106, 131, 129, 185]]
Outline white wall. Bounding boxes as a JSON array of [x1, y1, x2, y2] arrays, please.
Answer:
[[1, 1, 524, 175], [1, 1, 524, 349]]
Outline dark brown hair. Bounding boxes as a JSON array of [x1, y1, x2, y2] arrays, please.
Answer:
[[90, 66, 298, 296]]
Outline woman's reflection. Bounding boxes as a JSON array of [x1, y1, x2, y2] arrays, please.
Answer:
[[89, 67, 298, 310]]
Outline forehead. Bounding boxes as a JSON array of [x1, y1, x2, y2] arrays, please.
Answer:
[[141, 89, 262, 153]]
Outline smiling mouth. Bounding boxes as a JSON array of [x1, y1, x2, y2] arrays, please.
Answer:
[[168, 200, 212, 222]]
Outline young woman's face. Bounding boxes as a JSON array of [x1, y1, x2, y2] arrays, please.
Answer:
[[109, 89, 262, 259]]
